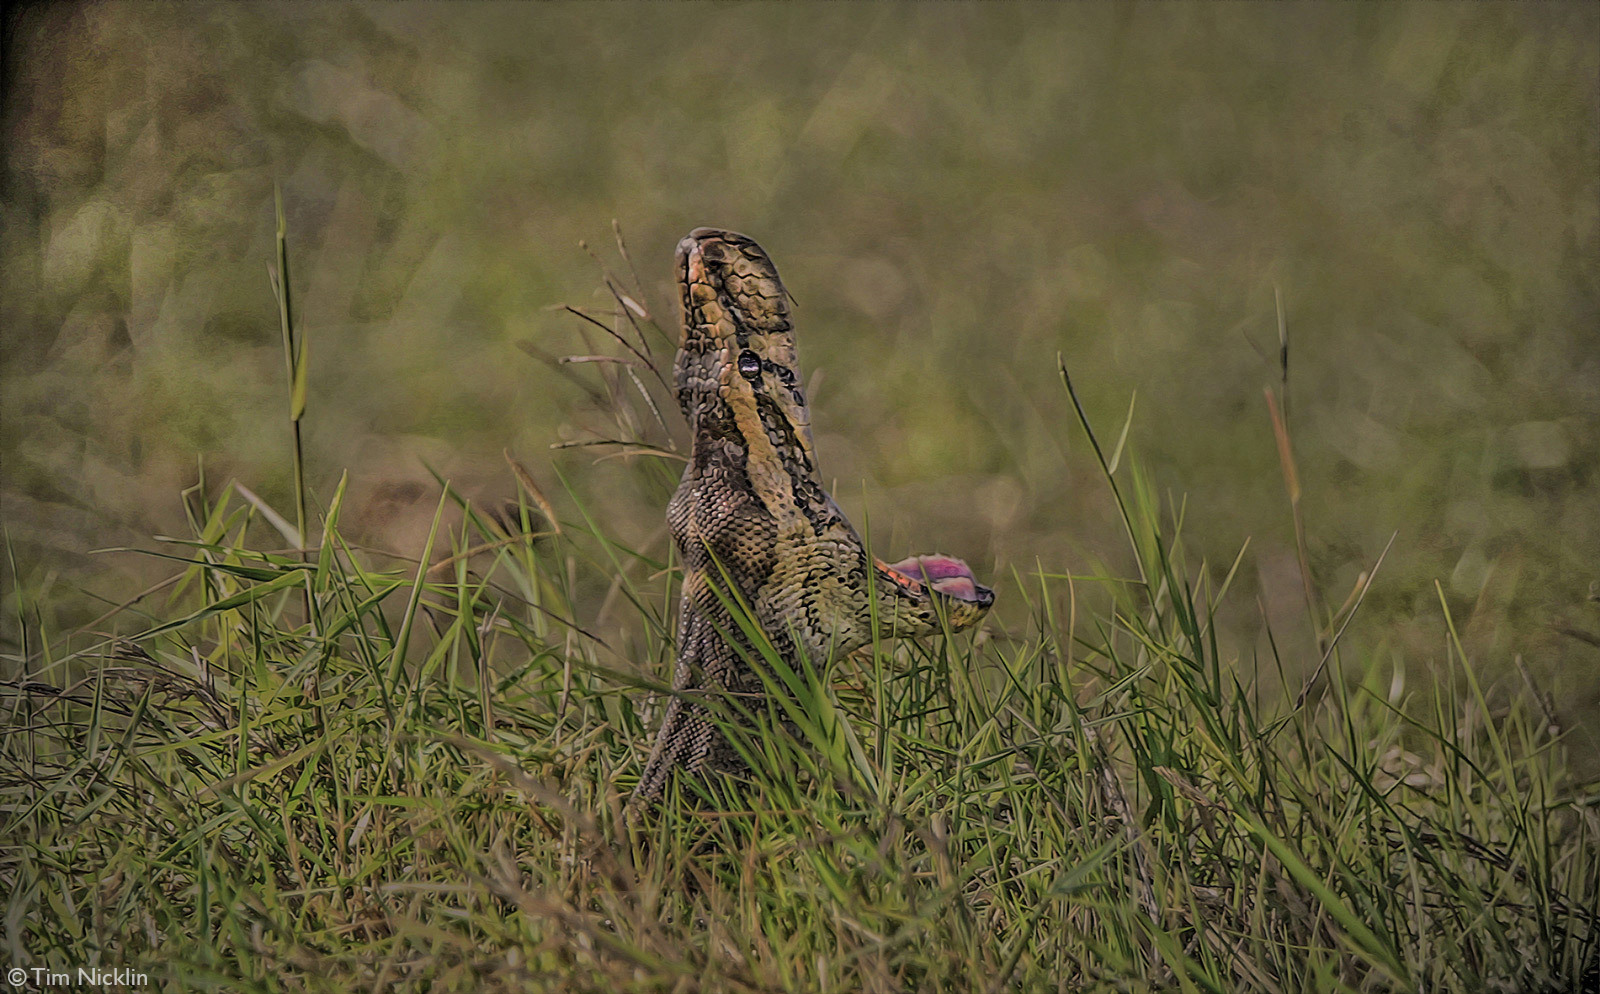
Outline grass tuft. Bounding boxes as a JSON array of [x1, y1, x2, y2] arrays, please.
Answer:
[[3, 431, 1595, 991]]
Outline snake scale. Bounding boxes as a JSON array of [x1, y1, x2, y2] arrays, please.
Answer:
[[633, 228, 995, 804]]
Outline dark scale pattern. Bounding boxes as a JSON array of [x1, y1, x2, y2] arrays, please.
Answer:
[[632, 229, 997, 806]]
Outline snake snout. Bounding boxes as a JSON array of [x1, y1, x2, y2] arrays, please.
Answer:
[[680, 227, 758, 264]]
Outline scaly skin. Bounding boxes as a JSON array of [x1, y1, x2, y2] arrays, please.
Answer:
[[633, 228, 995, 804]]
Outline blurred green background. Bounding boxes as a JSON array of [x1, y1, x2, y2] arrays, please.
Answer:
[[3, 4, 1596, 751]]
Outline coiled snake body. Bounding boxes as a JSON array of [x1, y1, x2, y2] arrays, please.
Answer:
[[633, 228, 995, 803]]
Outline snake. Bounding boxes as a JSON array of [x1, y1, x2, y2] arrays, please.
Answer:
[[632, 228, 995, 803]]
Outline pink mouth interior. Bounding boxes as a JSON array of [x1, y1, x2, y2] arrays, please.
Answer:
[[885, 554, 985, 603]]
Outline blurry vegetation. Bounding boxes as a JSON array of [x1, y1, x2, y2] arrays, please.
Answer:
[[2, 5, 1598, 754]]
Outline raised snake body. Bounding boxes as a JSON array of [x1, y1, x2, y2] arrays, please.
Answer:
[[633, 228, 995, 803]]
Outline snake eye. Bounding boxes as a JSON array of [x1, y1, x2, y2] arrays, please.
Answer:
[[737, 350, 762, 381]]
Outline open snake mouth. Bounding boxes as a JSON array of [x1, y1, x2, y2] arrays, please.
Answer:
[[882, 554, 996, 607]]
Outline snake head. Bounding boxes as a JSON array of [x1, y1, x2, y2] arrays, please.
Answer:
[[873, 553, 995, 636], [674, 228, 814, 461]]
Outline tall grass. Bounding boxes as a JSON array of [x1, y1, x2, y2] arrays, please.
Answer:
[[1, 240, 1596, 993]]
